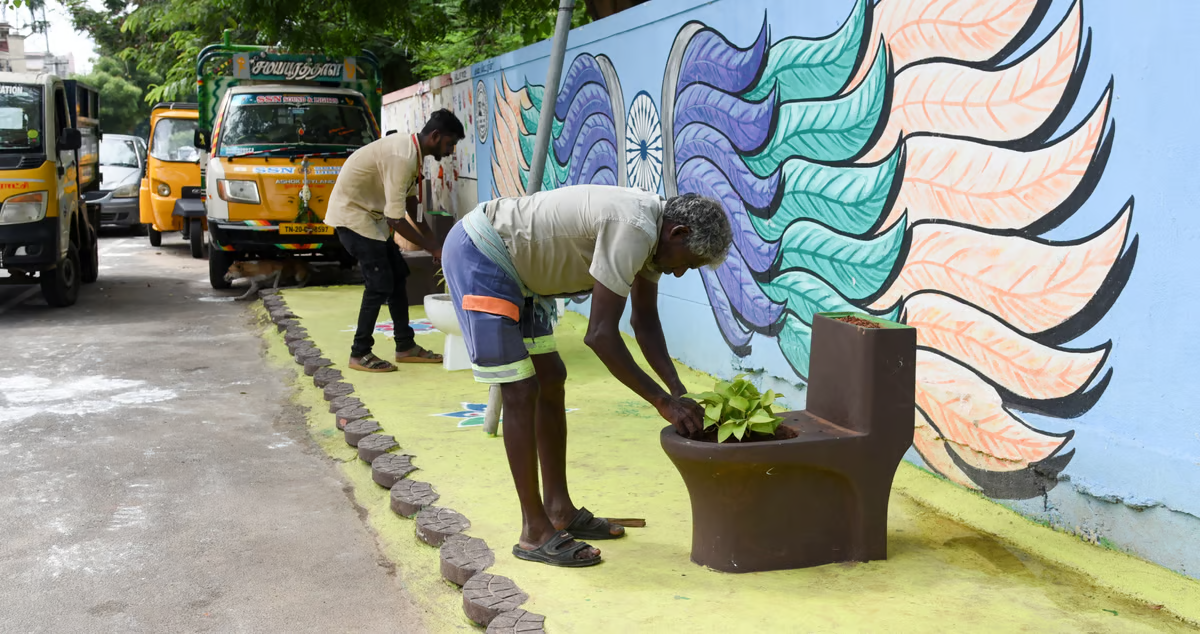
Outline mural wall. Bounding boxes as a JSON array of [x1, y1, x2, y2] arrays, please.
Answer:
[[462, 0, 1197, 577]]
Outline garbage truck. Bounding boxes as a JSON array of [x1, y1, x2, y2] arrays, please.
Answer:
[[192, 33, 383, 289], [0, 74, 101, 307]]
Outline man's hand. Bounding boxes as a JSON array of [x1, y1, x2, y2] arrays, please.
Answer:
[[668, 381, 688, 398], [656, 395, 705, 437]]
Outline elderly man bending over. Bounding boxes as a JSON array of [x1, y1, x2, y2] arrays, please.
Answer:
[[441, 185, 732, 568]]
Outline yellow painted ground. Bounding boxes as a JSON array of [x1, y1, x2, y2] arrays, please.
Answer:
[[268, 287, 1200, 633]]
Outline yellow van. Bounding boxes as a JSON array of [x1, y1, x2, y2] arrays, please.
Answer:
[[139, 103, 204, 258]]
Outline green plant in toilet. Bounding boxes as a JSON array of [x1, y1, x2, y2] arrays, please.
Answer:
[[686, 375, 783, 442]]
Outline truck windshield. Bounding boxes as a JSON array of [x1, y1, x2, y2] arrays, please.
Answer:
[[217, 93, 376, 157], [0, 84, 43, 153], [151, 117, 200, 163]]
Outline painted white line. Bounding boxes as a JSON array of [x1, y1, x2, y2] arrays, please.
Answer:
[[0, 287, 37, 316]]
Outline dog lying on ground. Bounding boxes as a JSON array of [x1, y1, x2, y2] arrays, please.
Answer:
[[225, 260, 312, 300]]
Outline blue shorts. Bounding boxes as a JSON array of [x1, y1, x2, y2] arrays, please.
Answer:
[[441, 219, 555, 383]]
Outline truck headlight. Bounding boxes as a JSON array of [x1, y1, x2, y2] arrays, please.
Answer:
[[0, 191, 47, 224], [112, 183, 139, 198], [217, 179, 260, 205], [155, 182, 171, 197]]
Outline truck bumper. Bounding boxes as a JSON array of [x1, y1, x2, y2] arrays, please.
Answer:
[[0, 217, 58, 270], [209, 219, 346, 259], [94, 193, 141, 228]]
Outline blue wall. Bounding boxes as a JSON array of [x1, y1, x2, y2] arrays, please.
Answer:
[[466, 0, 1200, 577]]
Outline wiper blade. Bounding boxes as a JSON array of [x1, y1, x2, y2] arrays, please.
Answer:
[[228, 146, 303, 159]]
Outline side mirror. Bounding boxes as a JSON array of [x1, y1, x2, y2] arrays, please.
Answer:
[[194, 129, 210, 152], [58, 127, 82, 151]]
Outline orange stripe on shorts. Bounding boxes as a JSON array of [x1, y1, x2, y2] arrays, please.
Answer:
[[462, 295, 520, 322]]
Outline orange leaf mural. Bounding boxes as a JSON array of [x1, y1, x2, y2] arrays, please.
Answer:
[[904, 292, 1107, 400], [913, 408, 980, 488], [882, 88, 1111, 230], [875, 202, 1131, 334], [861, 0, 1081, 162], [847, 0, 1045, 91], [915, 351, 1070, 471]]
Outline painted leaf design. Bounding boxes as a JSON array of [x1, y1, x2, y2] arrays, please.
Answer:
[[860, 2, 1081, 162], [491, 80, 527, 198], [776, 316, 813, 378], [749, 149, 899, 239], [679, 158, 777, 273], [775, 215, 906, 300], [905, 293, 1106, 400], [873, 203, 1131, 333], [519, 103, 564, 140], [716, 248, 784, 329], [912, 408, 980, 489], [700, 267, 755, 351], [742, 0, 864, 102], [674, 83, 773, 152], [916, 350, 1067, 470], [763, 271, 899, 326], [553, 82, 614, 165], [678, 22, 769, 97], [883, 89, 1110, 230], [744, 45, 888, 175], [847, 0, 1045, 90]]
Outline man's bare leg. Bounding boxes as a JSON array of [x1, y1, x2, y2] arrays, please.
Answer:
[[501, 374, 600, 558], [531, 353, 623, 537]]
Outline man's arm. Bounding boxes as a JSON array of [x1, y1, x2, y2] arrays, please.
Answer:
[[585, 281, 704, 436], [629, 275, 688, 397], [386, 196, 441, 258]]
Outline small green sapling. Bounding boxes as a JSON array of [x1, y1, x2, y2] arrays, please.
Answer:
[[685, 375, 783, 442]]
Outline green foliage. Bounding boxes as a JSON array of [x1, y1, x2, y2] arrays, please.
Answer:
[[58, 0, 596, 116], [72, 58, 143, 135], [686, 375, 783, 443]]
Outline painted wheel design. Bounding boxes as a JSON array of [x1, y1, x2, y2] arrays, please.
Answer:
[[625, 91, 663, 194]]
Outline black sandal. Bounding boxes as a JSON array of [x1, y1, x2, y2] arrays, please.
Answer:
[[349, 352, 397, 373], [563, 507, 625, 540], [512, 531, 602, 568]]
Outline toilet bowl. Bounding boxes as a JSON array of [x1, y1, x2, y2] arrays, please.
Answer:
[[661, 312, 917, 573], [423, 293, 471, 371]]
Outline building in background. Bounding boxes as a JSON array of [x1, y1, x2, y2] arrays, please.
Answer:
[[24, 50, 73, 76], [0, 22, 27, 73]]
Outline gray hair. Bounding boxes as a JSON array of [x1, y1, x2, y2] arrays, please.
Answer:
[[663, 193, 733, 266]]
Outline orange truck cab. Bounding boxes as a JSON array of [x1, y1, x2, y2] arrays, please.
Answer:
[[139, 103, 205, 258], [192, 35, 382, 289]]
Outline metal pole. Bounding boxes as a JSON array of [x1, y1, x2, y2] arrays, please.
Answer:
[[484, 0, 575, 436], [524, 0, 575, 196]]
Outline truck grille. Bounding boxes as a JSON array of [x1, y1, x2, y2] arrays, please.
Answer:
[[0, 155, 45, 170]]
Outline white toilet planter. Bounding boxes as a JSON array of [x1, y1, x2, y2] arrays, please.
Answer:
[[423, 293, 471, 372]]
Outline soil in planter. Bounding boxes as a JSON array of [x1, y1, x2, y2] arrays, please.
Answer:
[[691, 424, 798, 444], [835, 315, 881, 329]]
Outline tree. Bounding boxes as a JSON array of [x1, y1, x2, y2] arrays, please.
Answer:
[[73, 57, 144, 135]]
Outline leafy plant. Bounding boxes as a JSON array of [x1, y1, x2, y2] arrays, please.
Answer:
[[685, 375, 783, 442], [434, 267, 447, 292]]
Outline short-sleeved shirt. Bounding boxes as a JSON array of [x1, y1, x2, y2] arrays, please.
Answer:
[[324, 133, 422, 241], [484, 185, 664, 298]]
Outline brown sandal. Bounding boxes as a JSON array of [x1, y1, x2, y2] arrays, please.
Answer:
[[349, 352, 397, 373], [395, 346, 442, 364]]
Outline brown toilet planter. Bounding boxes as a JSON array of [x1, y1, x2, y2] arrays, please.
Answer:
[[660, 312, 916, 574]]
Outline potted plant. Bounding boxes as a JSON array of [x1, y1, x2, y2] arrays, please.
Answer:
[[660, 312, 917, 573]]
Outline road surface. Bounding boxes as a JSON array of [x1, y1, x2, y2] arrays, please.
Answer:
[[0, 231, 427, 633]]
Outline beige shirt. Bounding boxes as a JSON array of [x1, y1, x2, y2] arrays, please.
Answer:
[[485, 185, 664, 298], [324, 133, 422, 241]]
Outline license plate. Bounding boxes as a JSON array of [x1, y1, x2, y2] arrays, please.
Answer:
[[279, 223, 334, 236]]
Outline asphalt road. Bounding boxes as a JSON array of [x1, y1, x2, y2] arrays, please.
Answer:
[[0, 230, 428, 633]]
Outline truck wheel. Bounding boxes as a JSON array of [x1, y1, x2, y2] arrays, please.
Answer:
[[41, 245, 81, 307], [81, 227, 99, 284], [148, 226, 162, 247], [189, 218, 205, 259], [209, 246, 235, 290]]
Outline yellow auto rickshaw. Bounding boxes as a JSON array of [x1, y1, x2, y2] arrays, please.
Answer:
[[139, 102, 205, 258]]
